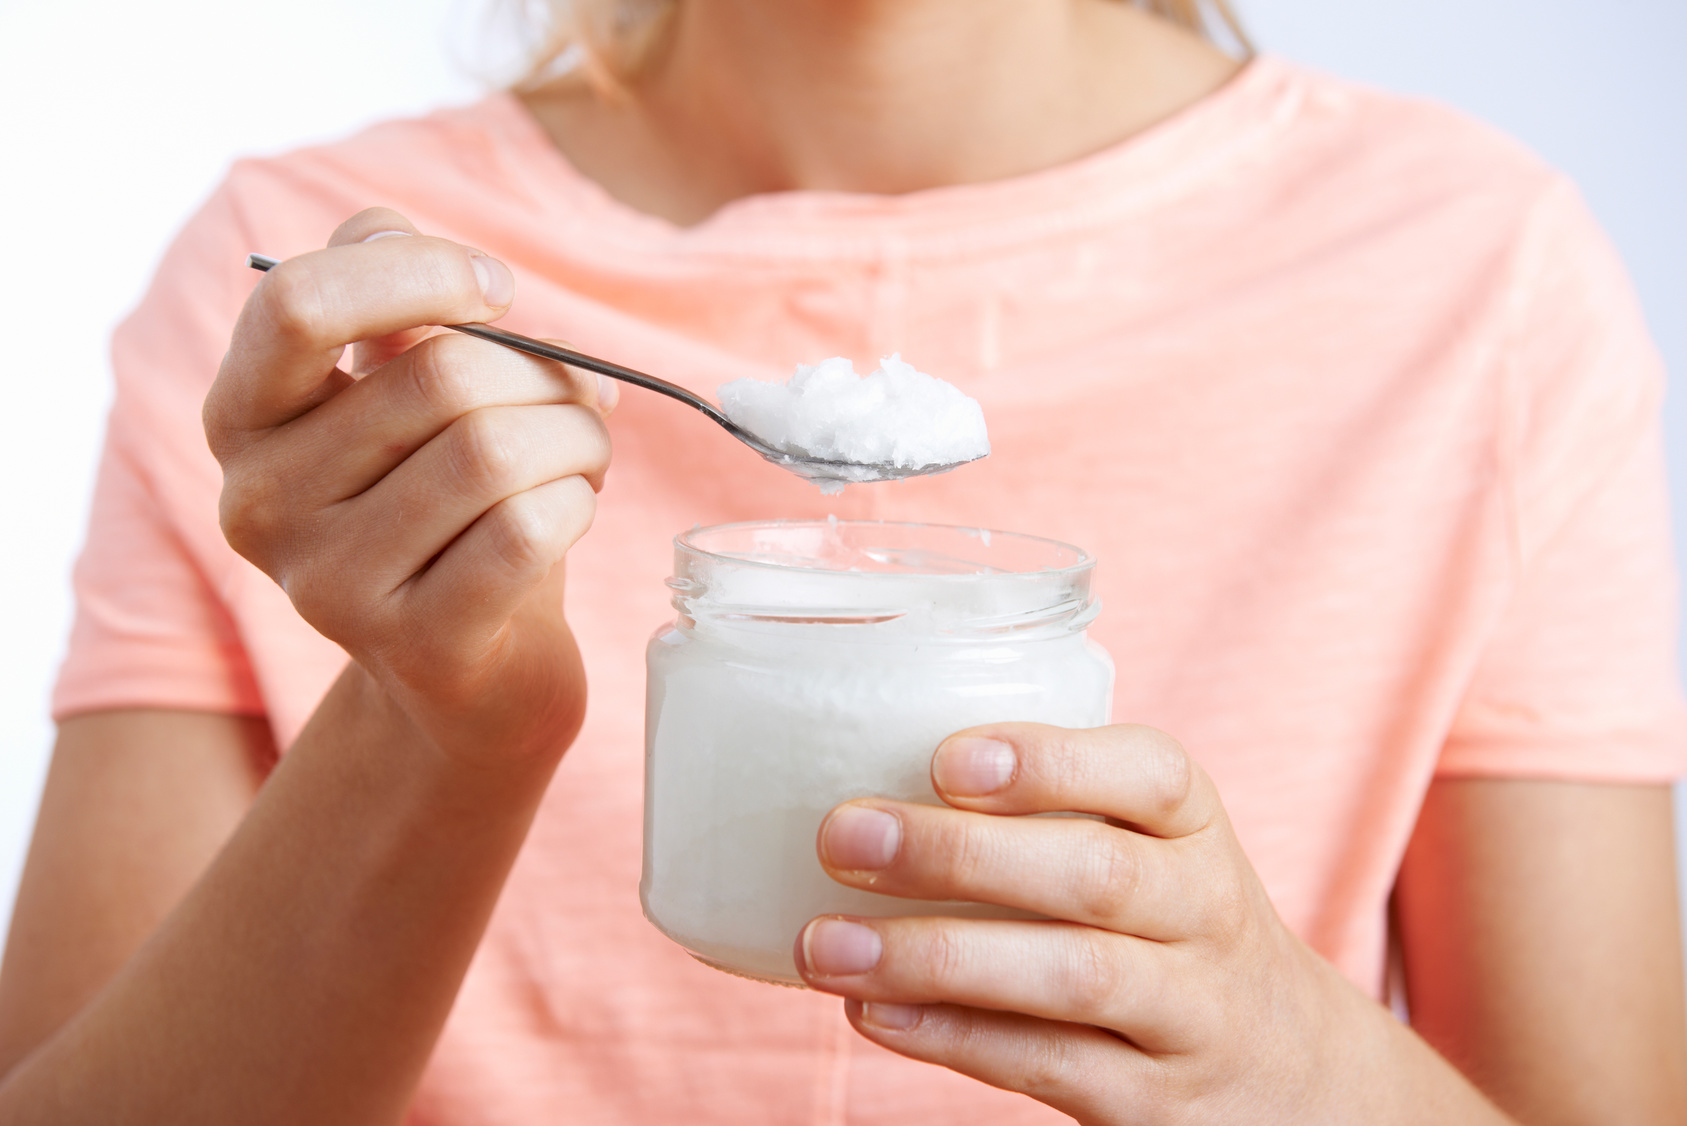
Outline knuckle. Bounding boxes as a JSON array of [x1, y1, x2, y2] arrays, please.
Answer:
[[914, 926, 969, 994], [485, 494, 557, 575], [285, 549, 384, 645], [576, 409, 613, 469], [558, 361, 596, 401], [1137, 728, 1194, 822], [217, 504, 262, 563], [557, 476, 599, 539], [1058, 931, 1125, 1022], [1012, 1028, 1080, 1104], [933, 818, 996, 893], [217, 472, 282, 563], [1192, 855, 1255, 951], [281, 567, 333, 628], [203, 366, 243, 459], [258, 265, 330, 347], [446, 410, 521, 496], [217, 501, 264, 562], [416, 238, 476, 291], [1029, 726, 1096, 798], [1077, 826, 1142, 924], [331, 206, 407, 244], [407, 334, 484, 418]]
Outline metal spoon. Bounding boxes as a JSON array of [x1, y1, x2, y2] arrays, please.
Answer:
[[246, 253, 981, 487]]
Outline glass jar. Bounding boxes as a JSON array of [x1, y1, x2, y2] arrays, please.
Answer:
[[641, 519, 1114, 985]]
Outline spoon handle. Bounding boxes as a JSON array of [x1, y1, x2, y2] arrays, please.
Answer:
[[244, 253, 736, 430]]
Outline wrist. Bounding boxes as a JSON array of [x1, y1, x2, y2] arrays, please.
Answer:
[[297, 659, 569, 828]]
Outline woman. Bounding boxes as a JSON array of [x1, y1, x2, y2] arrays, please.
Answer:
[[1, 0, 1683, 1122]]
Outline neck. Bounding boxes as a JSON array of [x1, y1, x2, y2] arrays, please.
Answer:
[[521, 0, 1242, 226]]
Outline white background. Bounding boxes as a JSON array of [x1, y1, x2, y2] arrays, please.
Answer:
[[0, 1, 1683, 942]]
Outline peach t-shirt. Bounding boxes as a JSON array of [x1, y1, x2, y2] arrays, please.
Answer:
[[56, 58, 1687, 1124]]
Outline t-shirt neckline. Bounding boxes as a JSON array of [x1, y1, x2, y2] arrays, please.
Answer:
[[482, 53, 1305, 261]]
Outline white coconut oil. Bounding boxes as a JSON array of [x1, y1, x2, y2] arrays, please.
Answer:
[[642, 519, 1114, 985], [718, 355, 990, 492]]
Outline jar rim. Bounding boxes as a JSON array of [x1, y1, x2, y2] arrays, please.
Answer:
[[674, 518, 1093, 581]]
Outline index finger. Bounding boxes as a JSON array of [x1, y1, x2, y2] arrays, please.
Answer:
[[206, 230, 514, 451], [929, 723, 1220, 839]]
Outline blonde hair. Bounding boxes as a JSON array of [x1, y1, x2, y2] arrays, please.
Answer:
[[514, 0, 1251, 91], [1142, 0, 1251, 53]]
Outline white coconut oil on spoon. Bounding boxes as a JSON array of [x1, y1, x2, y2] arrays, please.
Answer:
[[718, 353, 991, 494]]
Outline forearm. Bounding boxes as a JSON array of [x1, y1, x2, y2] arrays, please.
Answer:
[[0, 663, 558, 1125], [1324, 969, 1516, 1125]]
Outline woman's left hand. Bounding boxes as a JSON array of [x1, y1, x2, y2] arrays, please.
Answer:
[[796, 723, 1507, 1124]]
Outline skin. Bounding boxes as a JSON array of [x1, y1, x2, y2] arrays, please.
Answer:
[[1, 1, 1683, 1122], [1397, 780, 1687, 1125], [522, 0, 1242, 225], [0, 212, 614, 1123], [798, 729, 1687, 1124]]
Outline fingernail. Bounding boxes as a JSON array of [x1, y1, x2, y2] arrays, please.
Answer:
[[821, 806, 900, 871], [471, 255, 515, 307], [934, 737, 1016, 797], [803, 919, 883, 977], [362, 229, 411, 242], [861, 1002, 924, 1031], [596, 372, 620, 414]]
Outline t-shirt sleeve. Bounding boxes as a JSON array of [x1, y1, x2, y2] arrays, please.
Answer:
[[51, 411, 265, 720], [1438, 178, 1687, 781], [51, 180, 268, 722]]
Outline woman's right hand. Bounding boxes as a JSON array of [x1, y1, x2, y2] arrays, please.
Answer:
[[0, 210, 613, 1125], [203, 207, 614, 771]]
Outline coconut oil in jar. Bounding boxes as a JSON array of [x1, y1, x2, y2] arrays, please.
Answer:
[[642, 519, 1114, 985]]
